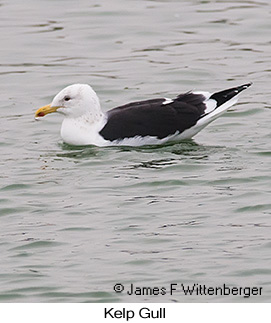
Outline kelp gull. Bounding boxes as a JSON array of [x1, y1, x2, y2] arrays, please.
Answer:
[[35, 82, 252, 146]]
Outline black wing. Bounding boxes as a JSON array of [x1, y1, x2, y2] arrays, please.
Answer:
[[99, 93, 207, 141]]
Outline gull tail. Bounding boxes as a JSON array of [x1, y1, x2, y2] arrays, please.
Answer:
[[201, 82, 252, 122], [209, 82, 252, 108]]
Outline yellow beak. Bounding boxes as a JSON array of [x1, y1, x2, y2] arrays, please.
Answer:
[[35, 104, 60, 118]]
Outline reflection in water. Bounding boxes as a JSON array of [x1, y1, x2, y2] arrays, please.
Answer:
[[130, 158, 176, 169], [122, 141, 223, 169], [56, 142, 101, 159], [54, 140, 224, 168]]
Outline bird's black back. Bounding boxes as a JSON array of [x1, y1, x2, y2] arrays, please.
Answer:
[[99, 83, 251, 142], [99, 93, 206, 141]]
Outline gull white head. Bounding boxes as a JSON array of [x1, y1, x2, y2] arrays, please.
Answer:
[[35, 84, 102, 120], [35, 84, 107, 146]]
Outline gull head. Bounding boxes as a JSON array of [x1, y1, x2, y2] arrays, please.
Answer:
[[35, 84, 101, 120]]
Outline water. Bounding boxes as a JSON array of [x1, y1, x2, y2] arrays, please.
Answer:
[[0, 0, 270, 302]]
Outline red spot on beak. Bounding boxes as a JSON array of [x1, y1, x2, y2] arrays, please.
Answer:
[[38, 112, 45, 117]]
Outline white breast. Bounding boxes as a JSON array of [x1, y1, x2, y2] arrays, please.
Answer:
[[60, 115, 109, 146]]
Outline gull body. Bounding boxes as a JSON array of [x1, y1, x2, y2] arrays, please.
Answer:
[[35, 82, 251, 146]]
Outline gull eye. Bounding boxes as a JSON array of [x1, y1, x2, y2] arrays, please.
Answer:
[[64, 96, 71, 101]]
